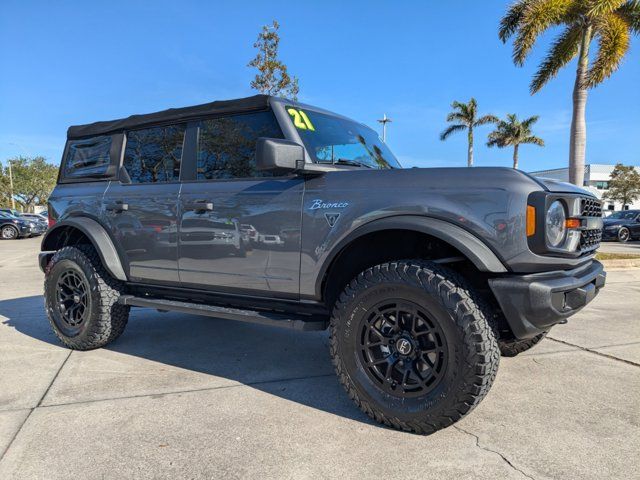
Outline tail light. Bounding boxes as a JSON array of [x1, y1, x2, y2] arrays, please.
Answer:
[[47, 204, 56, 228]]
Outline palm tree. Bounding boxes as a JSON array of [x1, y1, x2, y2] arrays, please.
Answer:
[[499, 0, 640, 185], [440, 98, 498, 167], [487, 114, 545, 169]]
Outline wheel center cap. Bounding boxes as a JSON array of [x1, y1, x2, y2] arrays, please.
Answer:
[[73, 294, 81, 304], [396, 337, 413, 356]]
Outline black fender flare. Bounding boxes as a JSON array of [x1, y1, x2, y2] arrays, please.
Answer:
[[40, 217, 127, 281], [316, 215, 507, 297]]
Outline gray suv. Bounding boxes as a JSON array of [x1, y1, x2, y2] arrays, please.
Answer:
[[40, 95, 606, 434]]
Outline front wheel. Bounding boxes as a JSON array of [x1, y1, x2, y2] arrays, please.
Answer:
[[1, 225, 19, 240], [618, 227, 630, 243], [330, 260, 500, 434], [44, 245, 129, 350]]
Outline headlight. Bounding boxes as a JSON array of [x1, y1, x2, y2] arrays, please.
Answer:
[[545, 200, 566, 247]]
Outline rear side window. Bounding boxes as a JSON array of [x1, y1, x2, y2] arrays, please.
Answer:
[[123, 125, 186, 183], [63, 135, 113, 178], [196, 111, 283, 180]]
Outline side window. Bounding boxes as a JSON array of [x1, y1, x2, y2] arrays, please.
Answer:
[[123, 125, 186, 183], [63, 135, 113, 178], [196, 111, 283, 180]]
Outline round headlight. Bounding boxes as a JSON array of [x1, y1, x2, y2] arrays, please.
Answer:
[[545, 200, 566, 247]]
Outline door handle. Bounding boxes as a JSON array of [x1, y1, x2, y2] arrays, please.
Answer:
[[186, 200, 214, 213], [105, 201, 129, 213]]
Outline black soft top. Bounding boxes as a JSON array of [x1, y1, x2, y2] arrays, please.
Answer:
[[67, 94, 271, 139]]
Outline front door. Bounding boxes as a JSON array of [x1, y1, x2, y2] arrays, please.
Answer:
[[103, 124, 186, 284], [177, 110, 303, 296]]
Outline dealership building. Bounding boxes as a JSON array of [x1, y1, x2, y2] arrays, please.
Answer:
[[530, 163, 640, 211]]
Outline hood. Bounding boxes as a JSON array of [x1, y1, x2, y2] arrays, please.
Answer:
[[529, 176, 594, 196]]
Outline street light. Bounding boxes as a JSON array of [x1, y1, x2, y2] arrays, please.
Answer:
[[377, 113, 392, 143]]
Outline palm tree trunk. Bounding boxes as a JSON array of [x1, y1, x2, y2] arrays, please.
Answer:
[[513, 144, 519, 169], [569, 25, 592, 186], [467, 127, 474, 167]]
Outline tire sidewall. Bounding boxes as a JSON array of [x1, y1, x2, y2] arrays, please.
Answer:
[[335, 280, 468, 421], [45, 251, 101, 343]]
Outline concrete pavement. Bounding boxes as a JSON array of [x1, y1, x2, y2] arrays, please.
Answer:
[[1, 237, 639, 479]]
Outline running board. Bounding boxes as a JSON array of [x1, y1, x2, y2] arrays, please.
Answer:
[[118, 295, 327, 331]]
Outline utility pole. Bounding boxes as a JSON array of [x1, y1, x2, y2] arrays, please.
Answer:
[[377, 113, 392, 142], [7, 160, 16, 210]]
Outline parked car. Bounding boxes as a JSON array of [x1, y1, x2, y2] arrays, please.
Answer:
[[602, 209, 640, 242], [258, 233, 284, 247], [19, 213, 48, 235], [0, 212, 36, 239], [39, 95, 606, 435]]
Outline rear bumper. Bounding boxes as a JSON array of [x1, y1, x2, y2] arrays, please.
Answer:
[[489, 260, 606, 339]]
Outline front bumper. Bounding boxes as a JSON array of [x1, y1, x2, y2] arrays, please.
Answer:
[[489, 260, 606, 339]]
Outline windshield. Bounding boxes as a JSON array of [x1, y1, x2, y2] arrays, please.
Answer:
[[608, 211, 639, 220], [286, 107, 401, 169]]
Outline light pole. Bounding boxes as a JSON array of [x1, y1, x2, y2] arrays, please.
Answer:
[[377, 113, 392, 143], [7, 160, 16, 210]]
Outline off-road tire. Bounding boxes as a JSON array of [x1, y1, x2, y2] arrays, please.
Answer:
[[329, 260, 500, 434], [498, 332, 547, 357], [44, 244, 129, 350]]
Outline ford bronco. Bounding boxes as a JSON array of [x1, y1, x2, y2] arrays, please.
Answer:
[[40, 95, 606, 434]]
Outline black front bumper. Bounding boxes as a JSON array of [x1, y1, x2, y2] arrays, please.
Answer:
[[489, 260, 606, 339]]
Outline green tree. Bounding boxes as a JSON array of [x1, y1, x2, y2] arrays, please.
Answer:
[[248, 20, 299, 100], [0, 169, 12, 208], [499, 0, 640, 186], [486, 114, 545, 169], [439, 98, 498, 167], [603, 163, 640, 208], [3, 156, 58, 212]]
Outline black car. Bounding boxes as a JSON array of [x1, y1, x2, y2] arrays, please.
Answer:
[[602, 210, 640, 242], [0, 212, 35, 239]]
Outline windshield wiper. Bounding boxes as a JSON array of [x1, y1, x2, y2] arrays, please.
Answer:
[[331, 158, 373, 168]]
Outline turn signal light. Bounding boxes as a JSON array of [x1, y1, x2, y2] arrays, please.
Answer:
[[566, 218, 581, 229], [526, 205, 536, 236]]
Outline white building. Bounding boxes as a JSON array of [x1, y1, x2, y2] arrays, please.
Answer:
[[529, 164, 640, 211]]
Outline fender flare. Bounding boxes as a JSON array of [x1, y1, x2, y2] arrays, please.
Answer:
[[316, 215, 507, 297], [41, 217, 127, 281]]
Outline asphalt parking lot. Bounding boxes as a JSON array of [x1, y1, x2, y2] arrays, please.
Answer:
[[598, 239, 640, 255], [1, 237, 639, 479]]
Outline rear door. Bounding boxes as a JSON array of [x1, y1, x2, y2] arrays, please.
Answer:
[[178, 110, 303, 296], [102, 124, 186, 284]]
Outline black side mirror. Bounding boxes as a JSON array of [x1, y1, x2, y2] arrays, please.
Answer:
[[256, 138, 304, 173]]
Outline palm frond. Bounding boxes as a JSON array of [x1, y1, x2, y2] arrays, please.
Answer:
[[499, 1, 530, 42], [587, 11, 631, 86], [530, 24, 582, 93], [513, 0, 574, 65], [440, 124, 467, 141], [521, 135, 546, 146], [446, 112, 470, 124], [585, 0, 626, 17], [521, 115, 540, 129], [474, 114, 500, 126], [616, 0, 640, 34]]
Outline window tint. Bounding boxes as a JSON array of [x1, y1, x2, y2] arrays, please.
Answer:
[[64, 135, 112, 178], [196, 111, 283, 180], [123, 125, 186, 183]]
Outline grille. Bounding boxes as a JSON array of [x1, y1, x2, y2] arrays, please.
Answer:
[[581, 198, 602, 217], [579, 197, 602, 254]]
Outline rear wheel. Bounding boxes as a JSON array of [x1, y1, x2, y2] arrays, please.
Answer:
[[330, 260, 500, 434], [1, 225, 18, 240], [44, 245, 129, 350]]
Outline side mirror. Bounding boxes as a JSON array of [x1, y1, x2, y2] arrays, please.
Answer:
[[256, 138, 304, 173]]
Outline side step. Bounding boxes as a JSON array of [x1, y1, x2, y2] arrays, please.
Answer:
[[118, 295, 327, 331]]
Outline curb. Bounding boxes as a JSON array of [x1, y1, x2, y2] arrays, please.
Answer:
[[599, 258, 640, 270]]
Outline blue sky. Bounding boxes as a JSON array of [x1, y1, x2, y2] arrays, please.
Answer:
[[1, 0, 638, 172]]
